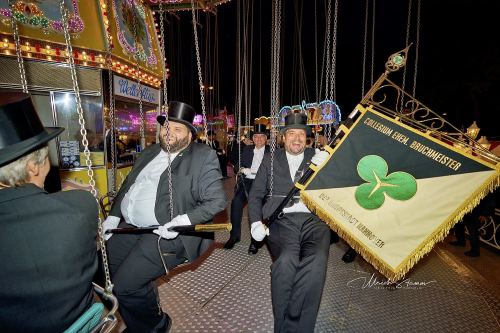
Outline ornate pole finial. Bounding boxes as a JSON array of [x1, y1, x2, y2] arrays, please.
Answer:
[[385, 44, 412, 73]]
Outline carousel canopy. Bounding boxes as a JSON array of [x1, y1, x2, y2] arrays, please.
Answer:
[[0, 0, 163, 87], [147, 0, 231, 13]]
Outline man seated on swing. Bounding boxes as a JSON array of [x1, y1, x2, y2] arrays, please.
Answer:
[[0, 95, 98, 332], [103, 101, 226, 332], [248, 112, 330, 333]]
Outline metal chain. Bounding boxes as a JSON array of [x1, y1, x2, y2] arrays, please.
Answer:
[[159, 3, 168, 106], [324, 0, 332, 101], [412, 0, 421, 97], [400, 0, 413, 112], [191, 1, 208, 142], [10, 0, 28, 93], [157, 3, 172, 277], [329, 0, 338, 101], [105, 0, 116, 194], [314, 0, 319, 101], [236, 0, 242, 170], [60, 0, 113, 294], [269, 0, 281, 197], [132, 3, 145, 149], [158, 2, 173, 221], [371, 0, 376, 86], [361, 0, 368, 98]]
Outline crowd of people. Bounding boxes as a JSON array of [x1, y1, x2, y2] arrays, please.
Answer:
[[0, 95, 496, 333]]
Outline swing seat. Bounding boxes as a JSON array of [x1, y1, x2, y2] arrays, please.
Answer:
[[64, 283, 119, 333], [63, 303, 104, 333]]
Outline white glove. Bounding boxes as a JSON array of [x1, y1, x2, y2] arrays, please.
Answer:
[[311, 148, 330, 166], [153, 214, 191, 240], [241, 168, 252, 177], [251, 221, 269, 241], [102, 216, 120, 241]]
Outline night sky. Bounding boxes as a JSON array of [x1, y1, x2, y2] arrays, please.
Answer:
[[162, 0, 499, 138]]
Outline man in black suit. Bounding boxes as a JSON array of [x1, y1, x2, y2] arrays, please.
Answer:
[[207, 130, 228, 178], [450, 191, 496, 257], [103, 101, 226, 332], [224, 124, 269, 253], [0, 95, 98, 333], [248, 113, 330, 333]]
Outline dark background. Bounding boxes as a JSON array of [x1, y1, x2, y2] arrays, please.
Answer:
[[161, 0, 499, 138]]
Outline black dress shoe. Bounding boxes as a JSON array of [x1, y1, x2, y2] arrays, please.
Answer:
[[223, 238, 239, 249], [449, 240, 466, 247], [157, 313, 172, 333], [464, 250, 480, 257], [342, 248, 357, 263], [248, 242, 258, 255]]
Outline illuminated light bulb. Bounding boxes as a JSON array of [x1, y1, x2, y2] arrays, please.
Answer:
[[477, 136, 491, 150], [466, 121, 480, 140]]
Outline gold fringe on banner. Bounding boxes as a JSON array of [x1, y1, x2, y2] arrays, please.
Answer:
[[301, 172, 500, 281]]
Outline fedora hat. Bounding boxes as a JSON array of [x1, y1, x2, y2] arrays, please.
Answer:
[[251, 123, 268, 136], [280, 112, 311, 136], [0, 95, 64, 167], [157, 101, 197, 135]]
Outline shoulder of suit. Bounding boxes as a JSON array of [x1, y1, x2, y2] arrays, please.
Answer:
[[50, 190, 98, 212], [243, 144, 255, 152]]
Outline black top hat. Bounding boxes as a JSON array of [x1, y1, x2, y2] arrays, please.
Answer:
[[251, 123, 268, 136], [280, 112, 311, 135], [0, 95, 64, 167], [157, 101, 197, 135]]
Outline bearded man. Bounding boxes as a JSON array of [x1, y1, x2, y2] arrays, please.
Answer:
[[248, 112, 330, 333], [103, 101, 226, 332]]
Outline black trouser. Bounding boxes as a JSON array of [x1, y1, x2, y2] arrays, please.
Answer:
[[267, 213, 330, 333], [453, 212, 482, 253], [107, 222, 187, 332], [217, 154, 228, 177], [229, 177, 254, 240]]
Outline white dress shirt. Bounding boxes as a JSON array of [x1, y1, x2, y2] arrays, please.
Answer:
[[120, 150, 179, 227], [246, 146, 266, 179], [283, 151, 310, 214]]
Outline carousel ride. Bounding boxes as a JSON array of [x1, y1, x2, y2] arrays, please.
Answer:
[[1, 0, 498, 331]]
